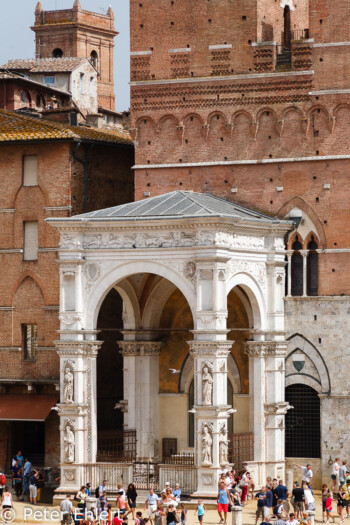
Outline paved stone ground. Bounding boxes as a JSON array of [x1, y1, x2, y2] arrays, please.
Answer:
[[5, 493, 348, 525]]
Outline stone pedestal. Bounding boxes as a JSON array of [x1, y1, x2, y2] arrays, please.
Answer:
[[189, 340, 233, 496], [118, 341, 161, 460], [231, 506, 243, 525]]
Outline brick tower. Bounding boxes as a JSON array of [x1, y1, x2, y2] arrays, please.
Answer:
[[32, 0, 117, 110]]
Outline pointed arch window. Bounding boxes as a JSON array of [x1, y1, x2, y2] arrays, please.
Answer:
[[307, 236, 318, 296], [291, 236, 303, 296]]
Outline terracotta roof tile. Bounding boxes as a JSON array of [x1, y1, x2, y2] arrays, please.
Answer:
[[0, 109, 132, 145], [1, 57, 90, 73]]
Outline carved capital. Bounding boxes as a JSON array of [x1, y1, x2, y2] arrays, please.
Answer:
[[265, 401, 293, 415], [55, 340, 102, 358], [118, 341, 162, 356], [244, 341, 288, 358], [189, 341, 232, 357]]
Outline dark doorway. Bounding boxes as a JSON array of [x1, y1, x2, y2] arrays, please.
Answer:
[[285, 384, 321, 458], [283, 6, 291, 47], [97, 288, 124, 438], [11, 421, 45, 465]]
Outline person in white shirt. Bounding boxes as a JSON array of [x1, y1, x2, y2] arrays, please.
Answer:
[[293, 463, 313, 488], [302, 483, 315, 512], [286, 513, 299, 525], [331, 459, 340, 493]]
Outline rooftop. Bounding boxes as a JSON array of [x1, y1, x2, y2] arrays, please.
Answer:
[[63, 190, 288, 223], [0, 71, 72, 97], [0, 57, 92, 73], [0, 109, 132, 145]]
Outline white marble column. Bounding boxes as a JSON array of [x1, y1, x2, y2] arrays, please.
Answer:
[[300, 250, 309, 297], [118, 341, 161, 460], [286, 250, 293, 297], [244, 341, 290, 485], [56, 336, 102, 491]]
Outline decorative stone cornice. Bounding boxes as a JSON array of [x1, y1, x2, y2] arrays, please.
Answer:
[[264, 401, 293, 415], [118, 341, 162, 356], [244, 341, 288, 357], [55, 340, 102, 358], [188, 341, 232, 357]]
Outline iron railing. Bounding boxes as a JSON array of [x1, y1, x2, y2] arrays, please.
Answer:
[[82, 463, 133, 493], [228, 432, 254, 471], [291, 29, 310, 41], [97, 430, 136, 463], [162, 453, 194, 465], [159, 465, 197, 496]]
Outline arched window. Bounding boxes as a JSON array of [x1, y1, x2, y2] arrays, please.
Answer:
[[307, 236, 318, 296], [36, 94, 45, 108], [291, 236, 303, 296], [21, 91, 31, 106], [188, 378, 233, 447], [285, 384, 320, 458], [52, 48, 63, 58], [90, 50, 98, 69]]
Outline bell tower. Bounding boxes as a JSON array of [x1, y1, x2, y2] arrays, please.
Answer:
[[32, 1, 118, 110]]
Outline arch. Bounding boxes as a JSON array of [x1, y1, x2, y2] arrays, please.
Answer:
[[158, 114, 180, 128], [286, 333, 331, 393], [332, 103, 350, 119], [282, 105, 305, 120], [85, 261, 197, 331], [52, 48, 63, 58], [287, 231, 304, 250], [11, 272, 49, 306], [21, 90, 31, 105], [207, 110, 228, 127], [226, 273, 266, 330], [231, 109, 254, 126], [90, 50, 98, 69], [183, 112, 205, 127], [136, 115, 157, 128], [304, 231, 319, 249], [142, 278, 177, 329], [307, 104, 330, 120], [114, 279, 141, 329], [277, 196, 326, 248], [256, 107, 278, 123]]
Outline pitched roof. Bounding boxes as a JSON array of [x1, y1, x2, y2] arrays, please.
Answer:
[[0, 109, 132, 145], [67, 190, 287, 223], [0, 71, 72, 96], [1, 57, 90, 73]]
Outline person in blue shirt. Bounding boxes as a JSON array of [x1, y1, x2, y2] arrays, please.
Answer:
[[173, 484, 181, 501], [23, 459, 32, 497], [85, 483, 92, 497], [16, 451, 24, 468], [275, 480, 290, 513]]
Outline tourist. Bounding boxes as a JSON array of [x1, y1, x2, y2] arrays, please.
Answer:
[[240, 468, 249, 504], [337, 484, 346, 523], [273, 499, 285, 519], [1, 486, 13, 519], [144, 488, 159, 523], [340, 462, 347, 487], [275, 480, 289, 512], [300, 512, 311, 525], [116, 490, 126, 518], [229, 486, 242, 507], [37, 470, 45, 503], [15, 450, 24, 468], [322, 485, 332, 522], [164, 487, 177, 506], [23, 458, 32, 497], [165, 504, 178, 525], [331, 458, 340, 493], [76, 486, 88, 513], [302, 483, 315, 512], [125, 483, 138, 519], [291, 481, 304, 519], [325, 489, 336, 523], [60, 494, 73, 525], [247, 471, 256, 499], [265, 485, 273, 518], [98, 480, 107, 498], [117, 484, 125, 497], [173, 484, 181, 501], [155, 501, 165, 525], [341, 479, 350, 519], [180, 503, 187, 525], [254, 486, 267, 524], [293, 463, 313, 490], [86, 483, 92, 497], [266, 477, 273, 489], [260, 515, 271, 525], [0, 470, 6, 498], [194, 499, 206, 523], [274, 514, 286, 525], [11, 459, 19, 490], [29, 469, 39, 505], [217, 480, 230, 524], [99, 491, 108, 516], [286, 513, 299, 525], [13, 466, 23, 501]]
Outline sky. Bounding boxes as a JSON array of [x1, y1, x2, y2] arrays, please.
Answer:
[[0, 0, 130, 111]]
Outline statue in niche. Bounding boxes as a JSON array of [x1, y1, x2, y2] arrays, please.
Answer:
[[219, 426, 229, 466], [202, 425, 213, 466], [64, 424, 75, 463], [202, 366, 213, 405], [63, 366, 74, 404]]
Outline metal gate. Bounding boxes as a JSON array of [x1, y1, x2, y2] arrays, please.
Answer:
[[133, 461, 159, 490]]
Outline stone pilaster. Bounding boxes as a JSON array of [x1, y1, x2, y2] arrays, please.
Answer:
[[189, 340, 234, 495], [244, 341, 290, 484], [118, 341, 162, 460], [56, 338, 102, 491]]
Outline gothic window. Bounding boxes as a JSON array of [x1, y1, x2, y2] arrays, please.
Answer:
[[52, 48, 63, 58], [90, 50, 99, 69], [291, 236, 303, 296], [21, 91, 31, 105], [285, 384, 320, 458], [307, 236, 318, 296], [22, 324, 38, 360]]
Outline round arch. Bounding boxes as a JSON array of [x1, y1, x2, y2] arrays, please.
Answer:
[[86, 261, 197, 330], [226, 272, 266, 330]]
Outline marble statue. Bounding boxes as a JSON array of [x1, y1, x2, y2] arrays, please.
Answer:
[[219, 426, 229, 466], [201, 425, 213, 466], [63, 366, 74, 404], [64, 424, 75, 463], [202, 366, 213, 405]]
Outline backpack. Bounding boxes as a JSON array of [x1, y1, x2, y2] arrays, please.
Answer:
[[95, 486, 100, 498], [0, 474, 6, 486]]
